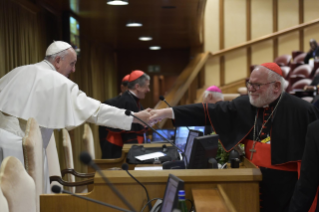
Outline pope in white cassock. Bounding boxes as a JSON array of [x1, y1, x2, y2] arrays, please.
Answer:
[[0, 41, 151, 193]]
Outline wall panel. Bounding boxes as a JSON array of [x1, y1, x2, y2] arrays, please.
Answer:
[[304, 0, 319, 23], [251, 40, 273, 65], [251, 0, 273, 40], [204, 0, 219, 52], [278, 31, 299, 56], [205, 57, 220, 86], [224, 0, 246, 48], [278, 0, 299, 31], [225, 49, 247, 84]]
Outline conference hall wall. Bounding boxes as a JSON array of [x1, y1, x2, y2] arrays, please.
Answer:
[[204, 0, 319, 87]]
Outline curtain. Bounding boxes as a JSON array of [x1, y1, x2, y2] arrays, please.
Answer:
[[0, 0, 118, 176]]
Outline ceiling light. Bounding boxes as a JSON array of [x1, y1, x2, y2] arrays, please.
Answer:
[[139, 36, 153, 41], [149, 46, 161, 50], [126, 22, 142, 27], [106, 0, 128, 5]]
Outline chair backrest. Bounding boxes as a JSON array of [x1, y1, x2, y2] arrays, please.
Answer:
[[62, 129, 75, 193], [280, 66, 291, 79], [290, 64, 312, 78], [292, 51, 304, 60], [274, 54, 292, 66], [293, 52, 307, 63], [0, 156, 36, 212], [291, 79, 313, 90], [0, 187, 9, 212], [22, 118, 43, 212], [83, 124, 96, 160]]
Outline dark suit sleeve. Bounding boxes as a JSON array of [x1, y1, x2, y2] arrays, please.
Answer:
[[289, 121, 319, 212], [304, 52, 312, 64]]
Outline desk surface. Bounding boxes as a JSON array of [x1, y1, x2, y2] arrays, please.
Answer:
[[41, 158, 261, 212]]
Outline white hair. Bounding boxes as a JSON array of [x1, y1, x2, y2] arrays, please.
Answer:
[[44, 49, 69, 63], [203, 90, 224, 101], [267, 69, 287, 92]]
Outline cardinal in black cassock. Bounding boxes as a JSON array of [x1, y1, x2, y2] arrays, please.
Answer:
[[99, 71, 150, 159], [150, 63, 319, 212]]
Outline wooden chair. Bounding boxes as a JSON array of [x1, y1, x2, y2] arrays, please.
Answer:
[[83, 124, 95, 159], [61, 129, 94, 193], [0, 187, 9, 212], [22, 118, 44, 212], [291, 79, 312, 90], [0, 156, 36, 212]]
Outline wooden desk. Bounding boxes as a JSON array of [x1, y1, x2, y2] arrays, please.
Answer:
[[88, 143, 172, 172], [192, 187, 237, 212], [41, 158, 261, 212]]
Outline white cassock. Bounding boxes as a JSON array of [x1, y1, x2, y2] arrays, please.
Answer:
[[0, 60, 134, 193]]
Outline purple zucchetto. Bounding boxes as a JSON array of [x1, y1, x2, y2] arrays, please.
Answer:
[[206, 86, 222, 93]]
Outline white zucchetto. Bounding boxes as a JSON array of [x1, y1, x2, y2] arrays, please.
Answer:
[[45, 41, 72, 56]]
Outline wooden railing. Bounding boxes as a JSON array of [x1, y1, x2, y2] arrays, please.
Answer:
[[154, 18, 319, 128], [210, 18, 319, 57]]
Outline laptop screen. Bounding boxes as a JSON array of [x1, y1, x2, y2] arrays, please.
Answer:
[[175, 126, 205, 152], [152, 129, 175, 142]]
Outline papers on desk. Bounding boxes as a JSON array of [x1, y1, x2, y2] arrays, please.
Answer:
[[134, 166, 163, 170], [135, 152, 166, 161]]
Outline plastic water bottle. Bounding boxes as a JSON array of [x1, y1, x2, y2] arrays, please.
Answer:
[[178, 190, 188, 212]]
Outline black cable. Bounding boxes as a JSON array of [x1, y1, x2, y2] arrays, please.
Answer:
[[140, 198, 163, 212], [153, 202, 162, 212], [185, 199, 194, 212]]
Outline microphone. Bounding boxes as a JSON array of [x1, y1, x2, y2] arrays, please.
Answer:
[[159, 96, 190, 131], [79, 152, 136, 212], [159, 95, 172, 107], [121, 164, 152, 211], [51, 185, 133, 212], [125, 110, 189, 168]]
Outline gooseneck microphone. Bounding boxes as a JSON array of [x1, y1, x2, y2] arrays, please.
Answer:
[[51, 185, 133, 212], [79, 152, 136, 212], [159, 96, 190, 131], [125, 110, 189, 168], [121, 164, 152, 211], [159, 95, 172, 107]]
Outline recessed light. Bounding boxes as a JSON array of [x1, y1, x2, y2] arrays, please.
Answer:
[[139, 36, 153, 41], [106, 0, 128, 5], [126, 22, 143, 27], [149, 46, 161, 50]]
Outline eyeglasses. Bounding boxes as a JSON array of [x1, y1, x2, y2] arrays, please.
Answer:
[[246, 81, 276, 91]]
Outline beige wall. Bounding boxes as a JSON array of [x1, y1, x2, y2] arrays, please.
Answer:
[[204, 0, 319, 87]]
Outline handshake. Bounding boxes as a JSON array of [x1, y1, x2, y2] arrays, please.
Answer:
[[132, 108, 173, 127]]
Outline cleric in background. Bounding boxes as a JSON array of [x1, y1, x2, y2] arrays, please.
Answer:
[[100, 70, 151, 159], [304, 39, 319, 64], [202, 85, 224, 104], [119, 74, 130, 95], [0, 41, 151, 193], [150, 63, 319, 212], [99, 74, 130, 152]]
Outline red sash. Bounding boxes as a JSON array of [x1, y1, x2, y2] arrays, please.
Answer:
[[244, 139, 297, 171]]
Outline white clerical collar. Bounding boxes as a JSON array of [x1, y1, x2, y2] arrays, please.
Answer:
[[129, 90, 138, 98], [43, 60, 56, 71]]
